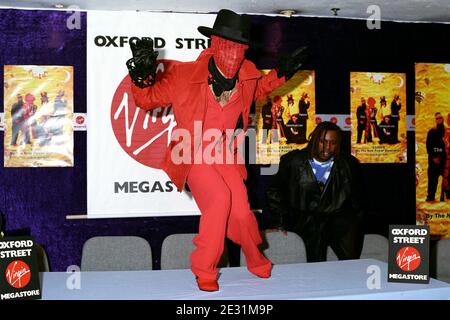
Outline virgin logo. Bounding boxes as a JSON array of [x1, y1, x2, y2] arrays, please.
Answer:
[[76, 116, 85, 124], [6, 260, 31, 289], [111, 60, 179, 169], [345, 117, 351, 125], [396, 246, 421, 271]]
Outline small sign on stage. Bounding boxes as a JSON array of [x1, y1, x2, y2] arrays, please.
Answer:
[[388, 225, 430, 284], [0, 236, 41, 300]]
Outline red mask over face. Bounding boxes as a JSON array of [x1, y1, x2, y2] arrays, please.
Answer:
[[210, 35, 248, 79]]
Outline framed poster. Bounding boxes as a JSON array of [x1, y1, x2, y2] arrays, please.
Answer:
[[255, 70, 315, 164], [350, 72, 407, 163], [4, 65, 73, 167], [415, 63, 450, 239]]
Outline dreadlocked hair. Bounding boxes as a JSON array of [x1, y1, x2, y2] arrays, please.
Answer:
[[307, 121, 342, 160]]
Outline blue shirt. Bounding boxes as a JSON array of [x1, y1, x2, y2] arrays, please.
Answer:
[[308, 157, 334, 186]]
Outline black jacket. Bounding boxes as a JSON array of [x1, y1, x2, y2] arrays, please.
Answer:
[[266, 149, 365, 232]]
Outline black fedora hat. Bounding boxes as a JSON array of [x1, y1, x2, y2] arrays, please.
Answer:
[[198, 9, 252, 45]]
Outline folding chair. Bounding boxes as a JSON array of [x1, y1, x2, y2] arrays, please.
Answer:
[[160, 233, 229, 269], [327, 233, 389, 262], [81, 236, 152, 271], [240, 231, 307, 266]]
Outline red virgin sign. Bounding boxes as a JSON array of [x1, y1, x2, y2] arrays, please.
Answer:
[[110, 60, 180, 169], [395, 246, 421, 272]]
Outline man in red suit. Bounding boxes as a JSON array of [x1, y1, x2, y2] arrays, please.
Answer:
[[127, 9, 306, 291]]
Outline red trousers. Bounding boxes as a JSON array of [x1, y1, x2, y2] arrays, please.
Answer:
[[187, 163, 271, 280]]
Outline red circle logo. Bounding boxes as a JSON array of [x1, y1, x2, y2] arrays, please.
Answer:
[[396, 246, 421, 271], [5, 260, 31, 289], [345, 117, 351, 125], [315, 117, 322, 124], [330, 116, 338, 124], [411, 117, 415, 126], [110, 60, 180, 169], [76, 115, 85, 124]]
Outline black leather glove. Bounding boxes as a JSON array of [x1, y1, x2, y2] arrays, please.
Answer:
[[126, 37, 159, 88], [276, 46, 308, 80]]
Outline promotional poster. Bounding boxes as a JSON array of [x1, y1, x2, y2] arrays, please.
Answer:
[[255, 70, 315, 164], [350, 72, 407, 163], [3, 65, 74, 167], [87, 11, 217, 218], [415, 63, 450, 239]]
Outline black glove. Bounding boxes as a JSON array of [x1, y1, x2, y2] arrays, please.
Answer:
[[276, 46, 308, 80], [126, 37, 159, 88]]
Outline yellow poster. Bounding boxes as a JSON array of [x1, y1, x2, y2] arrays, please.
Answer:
[[350, 72, 407, 163], [255, 70, 315, 164], [415, 63, 450, 239], [3, 65, 73, 167]]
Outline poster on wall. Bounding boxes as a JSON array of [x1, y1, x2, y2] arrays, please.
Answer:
[[87, 11, 219, 218], [415, 63, 450, 239], [255, 70, 315, 164], [350, 72, 407, 163], [3, 65, 74, 167]]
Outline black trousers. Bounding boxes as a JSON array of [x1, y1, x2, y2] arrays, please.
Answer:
[[293, 213, 364, 262], [427, 162, 443, 200]]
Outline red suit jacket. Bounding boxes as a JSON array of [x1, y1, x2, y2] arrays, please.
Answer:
[[131, 50, 285, 191]]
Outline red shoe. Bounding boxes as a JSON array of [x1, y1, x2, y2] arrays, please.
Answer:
[[251, 268, 271, 278], [249, 262, 272, 278], [196, 277, 219, 292]]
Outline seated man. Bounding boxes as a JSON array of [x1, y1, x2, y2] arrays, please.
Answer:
[[285, 113, 303, 144], [266, 121, 365, 262], [378, 115, 397, 144]]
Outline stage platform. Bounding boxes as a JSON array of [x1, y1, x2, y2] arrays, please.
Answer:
[[40, 259, 450, 300]]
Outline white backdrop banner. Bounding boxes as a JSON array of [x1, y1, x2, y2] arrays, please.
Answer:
[[87, 11, 215, 218]]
